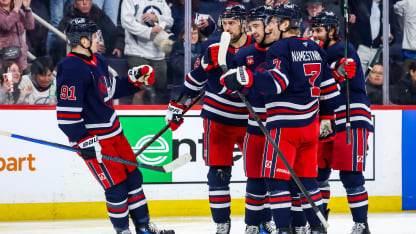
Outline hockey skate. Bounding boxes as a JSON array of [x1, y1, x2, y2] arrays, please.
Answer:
[[136, 222, 175, 234], [216, 219, 231, 234], [245, 225, 260, 234], [309, 225, 327, 234], [117, 229, 132, 234], [351, 222, 371, 234], [260, 220, 277, 234], [293, 225, 310, 234], [278, 226, 293, 234]]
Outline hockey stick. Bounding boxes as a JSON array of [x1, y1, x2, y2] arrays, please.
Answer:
[[0, 130, 191, 173], [364, 45, 383, 79], [134, 92, 204, 157], [218, 31, 329, 228], [343, 0, 352, 145]]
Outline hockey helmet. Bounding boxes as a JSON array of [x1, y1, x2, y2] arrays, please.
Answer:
[[65, 17, 99, 46], [275, 3, 302, 29], [246, 5, 274, 25], [310, 11, 339, 33], [218, 4, 247, 30]]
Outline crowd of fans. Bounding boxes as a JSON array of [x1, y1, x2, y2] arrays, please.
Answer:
[[0, 0, 414, 105]]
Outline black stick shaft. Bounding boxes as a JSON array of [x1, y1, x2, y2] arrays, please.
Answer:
[[344, 0, 352, 145]]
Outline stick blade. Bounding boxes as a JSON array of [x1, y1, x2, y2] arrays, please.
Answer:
[[162, 153, 192, 173], [218, 31, 231, 71]]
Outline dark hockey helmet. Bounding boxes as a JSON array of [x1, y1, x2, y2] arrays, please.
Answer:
[[246, 5, 274, 24], [310, 11, 339, 33], [65, 17, 99, 46], [275, 3, 302, 29], [218, 4, 247, 30]]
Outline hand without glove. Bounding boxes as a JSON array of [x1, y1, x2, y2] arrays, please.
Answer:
[[319, 119, 336, 141], [201, 43, 220, 71], [331, 58, 357, 82], [128, 65, 155, 87], [166, 100, 186, 131], [220, 66, 253, 91], [78, 135, 103, 163]]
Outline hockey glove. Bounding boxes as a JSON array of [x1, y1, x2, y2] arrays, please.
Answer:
[[331, 58, 357, 82], [128, 65, 155, 87], [319, 116, 336, 141], [201, 43, 220, 71], [166, 100, 186, 131], [220, 66, 253, 91], [78, 135, 103, 163]]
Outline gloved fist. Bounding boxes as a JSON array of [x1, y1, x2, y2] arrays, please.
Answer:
[[319, 117, 336, 141], [201, 43, 220, 71], [220, 66, 253, 91], [128, 65, 155, 87], [331, 58, 356, 82], [78, 135, 103, 163], [166, 100, 186, 131]]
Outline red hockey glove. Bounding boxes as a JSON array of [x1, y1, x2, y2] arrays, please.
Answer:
[[128, 65, 155, 87], [77, 135, 103, 163], [220, 66, 253, 91], [331, 58, 357, 82], [319, 115, 336, 141], [201, 43, 220, 71], [166, 100, 186, 131]]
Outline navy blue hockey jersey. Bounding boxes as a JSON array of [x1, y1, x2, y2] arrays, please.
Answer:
[[56, 53, 139, 145], [252, 36, 340, 130], [181, 34, 254, 127], [327, 42, 374, 132]]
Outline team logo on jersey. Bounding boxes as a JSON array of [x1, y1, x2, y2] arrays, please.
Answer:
[[194, 58, 201, 70], [97, 75, 115, 108], [303, 42, 308, 48], [246, 55, 254, 65]]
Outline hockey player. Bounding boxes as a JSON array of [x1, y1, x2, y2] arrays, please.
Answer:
[[220, 3, 341, 234], [311, 11, 373, 234], [230, 5, 278, 234], [56, 18, 174, 234], [165, 5, 253, 234]]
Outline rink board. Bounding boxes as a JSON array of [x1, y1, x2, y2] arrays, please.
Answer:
[[0, 105, 411, 221]]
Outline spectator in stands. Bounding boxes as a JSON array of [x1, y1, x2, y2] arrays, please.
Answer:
[[170, 0, 216, 41], [300, 0, 325, 37], [18, 56, 57, 104], [0, 0, 35, 72], [121, 0, 174, 104], [52, 0, 124, 65], [348, 0, 400, 73], [391, 62, 416, 105], [168, 23, 205, 99], [365, 63, 383, 105], [47, 0, 73, 54], [394, 0, 416, 74], [92, 0, 120, 25], [0, 61, 32, 104]]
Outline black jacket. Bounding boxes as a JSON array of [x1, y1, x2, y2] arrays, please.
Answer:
[[51, 4, 124, 64], [390, 74, 416, 105], [365, 80, 383, 105]]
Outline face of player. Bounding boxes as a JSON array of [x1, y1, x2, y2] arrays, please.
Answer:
[[264, 17, 280, 44], [311, 26, 328, 42], [368, 64, 383, 85], [35, 70, 53, 89], [247, 20, 265, 44], [8, 63, 21, 84], [74, 0, 93, 14], [222, 18, 243, 42]]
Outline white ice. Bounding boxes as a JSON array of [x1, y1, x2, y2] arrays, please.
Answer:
[[0, 213, 414, 234]]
